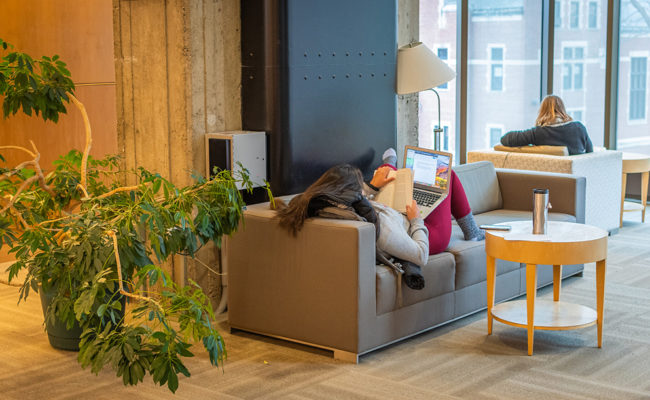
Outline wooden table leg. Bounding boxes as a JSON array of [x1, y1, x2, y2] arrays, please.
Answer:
[[486, 255, 496, 335], [526, 263, 537, 356], [641, 171, 648, 223], [620, 172, 627, 227], [553, 264, 562, 301], [596, 259, 606, 348]]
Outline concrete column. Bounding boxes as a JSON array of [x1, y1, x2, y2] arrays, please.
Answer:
[[397, 0, 419, 164], [113, 0, 241, 305]]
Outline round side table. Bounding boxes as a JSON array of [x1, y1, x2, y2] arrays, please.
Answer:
[[485, 221, 608, 356], [620, 152, 650, 227]]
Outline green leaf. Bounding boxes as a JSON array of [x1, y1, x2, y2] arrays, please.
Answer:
[[167, 369, 179, 393], [97, 304, 107, 318]]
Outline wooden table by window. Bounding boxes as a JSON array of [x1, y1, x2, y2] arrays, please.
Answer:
[[485, 221, 608, 356], [620, 152, 650, 227]]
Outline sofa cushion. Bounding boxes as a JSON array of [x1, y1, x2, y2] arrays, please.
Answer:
[[376, 251, 455, 315], [453, 161, 503, 214], [494, 144, 569, 156], [447, 210, 576, 290], [446, 235, 520, 291]]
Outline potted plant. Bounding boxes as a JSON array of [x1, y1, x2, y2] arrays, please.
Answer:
[[0, 39, 262, 392]]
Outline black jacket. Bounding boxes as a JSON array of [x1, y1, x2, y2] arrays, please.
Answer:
[[307, 191, 378, 228], [500, 121, 593, 155]]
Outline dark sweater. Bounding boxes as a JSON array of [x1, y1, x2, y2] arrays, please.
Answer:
[[500, 121, 593, 155]]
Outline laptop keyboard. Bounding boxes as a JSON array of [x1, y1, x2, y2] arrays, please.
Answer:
[[413, 189, 441, 207]]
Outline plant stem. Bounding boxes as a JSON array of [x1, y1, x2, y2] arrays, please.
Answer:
[[107, 230, 163, 311], [69, 94, 92, 191]]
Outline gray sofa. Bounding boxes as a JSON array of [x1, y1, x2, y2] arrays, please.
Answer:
[[226, 161, 586, 362]]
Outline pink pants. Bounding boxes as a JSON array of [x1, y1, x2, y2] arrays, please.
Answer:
[[380, 165, 472, 255]]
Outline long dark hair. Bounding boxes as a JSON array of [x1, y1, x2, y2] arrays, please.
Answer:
[[275, 164, 365, 236]]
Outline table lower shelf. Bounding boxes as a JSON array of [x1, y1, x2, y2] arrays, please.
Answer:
[[491, 300, 597, 330], [622, 200, 645, 213]]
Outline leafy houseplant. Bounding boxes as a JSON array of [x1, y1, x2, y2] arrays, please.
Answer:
[[0, 39, 261, 392]]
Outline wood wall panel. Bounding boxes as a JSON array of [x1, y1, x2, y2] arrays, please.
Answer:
[[0, 85, 117, 169], [0, 0, 117, 170]]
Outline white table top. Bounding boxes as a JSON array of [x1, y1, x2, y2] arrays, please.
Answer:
[[486, 220, 608, 243]]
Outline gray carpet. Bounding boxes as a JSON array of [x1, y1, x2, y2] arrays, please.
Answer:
[[1, 218, 649, 399]]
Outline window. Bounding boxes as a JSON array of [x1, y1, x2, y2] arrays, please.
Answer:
[[617, 2, 650, 154], [570, 1, 580, 29], [489, 127, 503, 147], [555, 1, 562, 27], [562, 46, 585, 90], [437, 48, 449, 89], [588, 1, 598, 29], [555, 2, 606, 148], [466, 0, 541, 153], [568, 109, 583, 121], [418, 0, 457, 152], [490, 47, 504, 91], [630, 57, 647, 121]]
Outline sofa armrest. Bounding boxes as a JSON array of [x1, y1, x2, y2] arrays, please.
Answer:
[[226, 204, 376, 354], [496, 169, 586, 223]]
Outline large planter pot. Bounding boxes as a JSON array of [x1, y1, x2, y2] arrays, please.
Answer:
[[38, 289, 82, 351]]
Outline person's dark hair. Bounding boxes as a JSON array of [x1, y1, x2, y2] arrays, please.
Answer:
[[274, 164, 365, 236]]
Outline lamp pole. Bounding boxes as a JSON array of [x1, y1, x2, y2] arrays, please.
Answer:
[[431, 88, 443, 151]]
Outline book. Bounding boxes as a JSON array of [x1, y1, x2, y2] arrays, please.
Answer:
[[373, 168, 413, 213]]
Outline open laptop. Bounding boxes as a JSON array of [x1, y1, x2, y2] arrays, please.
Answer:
[[403, 146, 453, 218]]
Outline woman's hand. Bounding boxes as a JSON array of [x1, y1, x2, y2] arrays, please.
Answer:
[[406, 199, 420, 221], [370, 166, 395, 189]]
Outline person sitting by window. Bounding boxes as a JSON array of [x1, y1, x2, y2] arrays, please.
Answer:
[[500, 94, 593, 155]]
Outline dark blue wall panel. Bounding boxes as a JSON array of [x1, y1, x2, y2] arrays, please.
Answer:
[[284, 0, 397, 193], [241, 0, 397, 196]]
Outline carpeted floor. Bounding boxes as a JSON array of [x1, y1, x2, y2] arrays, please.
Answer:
[[1, 217, 649, 399]]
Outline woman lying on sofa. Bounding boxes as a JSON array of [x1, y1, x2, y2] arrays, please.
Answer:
[[274, 152, 484, 290], [500, 94, 593, 155]]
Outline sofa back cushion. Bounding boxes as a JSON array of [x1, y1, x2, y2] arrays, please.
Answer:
[[453, 161, 502, 214], [494, 144, 569, 156]]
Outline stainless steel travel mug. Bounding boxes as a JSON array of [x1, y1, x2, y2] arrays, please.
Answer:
[[532, 188, 549, 234]]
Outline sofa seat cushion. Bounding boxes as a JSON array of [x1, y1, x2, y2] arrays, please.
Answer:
[[376, 251, 455, 315], [446, 210, 576, 290]]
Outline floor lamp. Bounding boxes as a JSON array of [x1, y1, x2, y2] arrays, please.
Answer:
[[396, 42, 456, 151]]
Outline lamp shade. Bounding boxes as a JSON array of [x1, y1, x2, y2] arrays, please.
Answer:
[[396, 42, 456, 95]]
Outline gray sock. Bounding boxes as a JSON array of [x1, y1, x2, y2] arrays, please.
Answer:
[[382, 148, 397, 168], [457, 213, 485, 241]]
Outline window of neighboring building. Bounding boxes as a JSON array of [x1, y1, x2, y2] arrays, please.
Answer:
[[490, 47, 504, 91], [563, 46, 585, 90], [437, 48, 449, 89], [555, 1, 562, 27], [568, 109, 583, 121], [588, 1, 598, 29], [630, 57, 647, 121], [489, 127, 503, 147], [570, 0, 580, 29]]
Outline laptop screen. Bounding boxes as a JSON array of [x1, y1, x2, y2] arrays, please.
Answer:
[[404, 148, 451, 191]]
